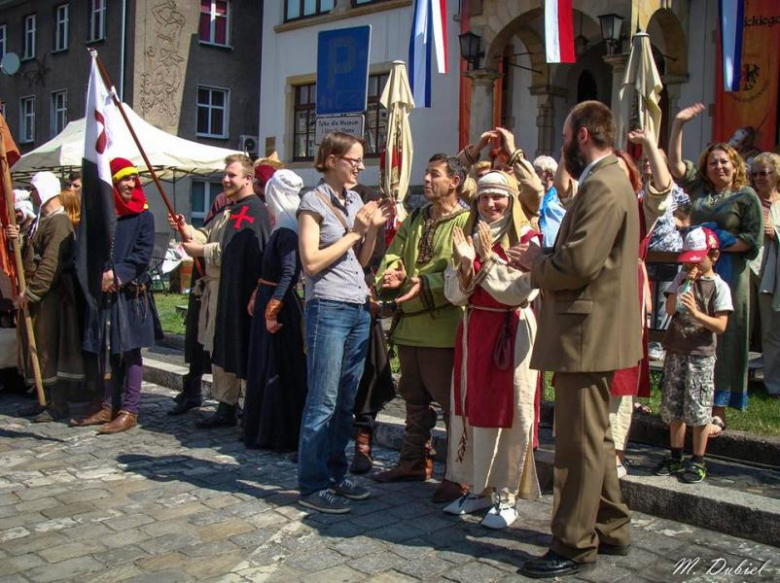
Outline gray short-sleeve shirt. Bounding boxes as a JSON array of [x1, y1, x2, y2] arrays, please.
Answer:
[[297, 182, 370, 304]]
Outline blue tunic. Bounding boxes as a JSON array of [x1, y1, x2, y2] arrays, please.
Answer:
[[83, 210, 157, 355]]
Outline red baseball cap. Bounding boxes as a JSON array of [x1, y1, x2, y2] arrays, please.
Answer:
[[678, 227, 719, 264]]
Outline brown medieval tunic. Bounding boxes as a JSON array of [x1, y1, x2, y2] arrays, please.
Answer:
[[19, 209, 84, 385]]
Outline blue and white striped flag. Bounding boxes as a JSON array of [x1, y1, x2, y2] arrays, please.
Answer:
[[408, 0, 448, 108], [719, 0, 745, 92]]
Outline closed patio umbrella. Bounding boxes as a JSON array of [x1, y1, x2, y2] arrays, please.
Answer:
[[617, 31, 663, 149], [379, 60, 415, 220]]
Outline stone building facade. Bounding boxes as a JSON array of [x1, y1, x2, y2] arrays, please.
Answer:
[[0, 0, 262, 235]]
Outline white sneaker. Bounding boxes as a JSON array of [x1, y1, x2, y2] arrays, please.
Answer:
[[481, 503, 518, 529], [443, 493, 492, 515]]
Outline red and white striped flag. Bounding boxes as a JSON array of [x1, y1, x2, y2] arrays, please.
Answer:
[[544, 0, 575, 64]]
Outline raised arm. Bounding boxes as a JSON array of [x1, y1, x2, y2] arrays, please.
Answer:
[[553, 149, 578, 208], [669, 103, 705, 179]]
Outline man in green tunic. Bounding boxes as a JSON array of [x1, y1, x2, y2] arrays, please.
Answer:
[[373, 154, 469, 503]]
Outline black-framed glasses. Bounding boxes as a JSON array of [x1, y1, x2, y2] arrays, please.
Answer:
[[340, 155, 365, 169], [751, 170, 775, 177]]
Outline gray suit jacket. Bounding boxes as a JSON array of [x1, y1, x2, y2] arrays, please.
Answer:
[[530, 154, 642, 373]]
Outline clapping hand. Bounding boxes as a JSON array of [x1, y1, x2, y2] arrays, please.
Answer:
[[382, 261, 407, 290], [506, 241, 541, 271], [452, 227, 476, 270], [476, 222, 494, 262]]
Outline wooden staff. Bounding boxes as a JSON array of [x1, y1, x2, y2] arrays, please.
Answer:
[[0, 130, 47, 406], [89, 48, 203, 274]]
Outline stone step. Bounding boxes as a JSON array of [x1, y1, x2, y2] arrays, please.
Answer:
[[141, 350, 780, 548]]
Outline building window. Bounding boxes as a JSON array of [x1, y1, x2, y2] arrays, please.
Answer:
[[196, 86, 229, 138], [292, 73, 388, 161], [199, 0, 230, 47], [363, 72, 389, 156], [88, 0, 106, 43], [51, 91, 68, 137], [190, 180, 222, 227], [0, 25, 6, 62], [54, 4, 69, 52], [284, 0, 334, 22], [292, 83, 316, 161], [20, 97, 35, 143], [23, 15, 36, 60]]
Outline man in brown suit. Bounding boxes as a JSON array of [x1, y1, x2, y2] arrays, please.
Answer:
[[510, 101, 642, 578]]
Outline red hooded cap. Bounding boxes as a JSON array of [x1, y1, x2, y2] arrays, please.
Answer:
[[110, 157, 149, 217]]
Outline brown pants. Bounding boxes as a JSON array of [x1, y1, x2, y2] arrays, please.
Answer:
[[551, 372, 631, 563], [397, 345, 453, 461]]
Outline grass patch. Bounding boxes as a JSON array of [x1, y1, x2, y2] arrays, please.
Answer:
[[543, 371, 780, 437], [153, 292, 189, 336]]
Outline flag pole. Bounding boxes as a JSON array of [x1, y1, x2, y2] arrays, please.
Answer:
[[88, 49, 203, 274], [0, 129, 47, 407]]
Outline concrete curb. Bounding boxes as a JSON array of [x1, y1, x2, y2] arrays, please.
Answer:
[[143, 356, 780, 547], [372, 414, 780, 548], [540, 402, 780, 470]]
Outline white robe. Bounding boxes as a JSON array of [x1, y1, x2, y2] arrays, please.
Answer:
[[443, 258, 541, 503]]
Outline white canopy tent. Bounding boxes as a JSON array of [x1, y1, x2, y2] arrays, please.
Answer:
[[12, 103, 239, 183]]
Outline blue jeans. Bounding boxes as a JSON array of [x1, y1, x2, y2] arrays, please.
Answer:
[[298, 299, 371, 495]]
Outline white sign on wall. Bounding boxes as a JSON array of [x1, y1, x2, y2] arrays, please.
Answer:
[[315, 115, 365, 145]]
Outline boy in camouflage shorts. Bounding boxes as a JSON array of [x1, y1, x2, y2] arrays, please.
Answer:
[[654, 228, 733, 483]]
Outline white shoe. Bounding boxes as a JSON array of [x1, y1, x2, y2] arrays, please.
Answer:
[[616, 463, 628, 479], [481, 504, 518, 529], [443, 493, 492, 515]]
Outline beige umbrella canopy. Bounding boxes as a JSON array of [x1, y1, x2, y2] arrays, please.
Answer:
[[617, 31, 663, 149], [379, 60, 415, 220]]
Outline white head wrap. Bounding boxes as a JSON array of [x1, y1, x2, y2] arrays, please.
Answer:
[[30, 172, 62, 208], [13, 189, 34, 220], [265, 170, 303, 234]]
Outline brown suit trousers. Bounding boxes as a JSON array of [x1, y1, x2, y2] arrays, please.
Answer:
[[551, 372, 631, 563]]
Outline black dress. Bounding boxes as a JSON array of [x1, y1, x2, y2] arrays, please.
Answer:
[[242, 228, 307, 452]]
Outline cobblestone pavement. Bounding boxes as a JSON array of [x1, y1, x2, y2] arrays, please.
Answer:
[[1, 383, 778, 583]]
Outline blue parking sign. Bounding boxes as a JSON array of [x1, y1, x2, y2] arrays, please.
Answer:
[[316, 25, 372, 116]]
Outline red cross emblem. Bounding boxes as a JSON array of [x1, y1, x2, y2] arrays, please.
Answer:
[[229, 206, 255, 230]]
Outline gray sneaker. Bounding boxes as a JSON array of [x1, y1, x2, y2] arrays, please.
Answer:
[[332, 478, 371, 500], [298, 489, 351, 514]]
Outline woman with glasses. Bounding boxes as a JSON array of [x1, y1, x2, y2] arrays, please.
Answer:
[[296, 132, 391, 514], [669, 103, 764, 432], [749, 153, 780, 398]]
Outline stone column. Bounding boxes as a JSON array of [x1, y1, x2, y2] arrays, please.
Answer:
[[603, 53, 630, 148], [530, 85, 567, 157], [464, 68, 501, 144]]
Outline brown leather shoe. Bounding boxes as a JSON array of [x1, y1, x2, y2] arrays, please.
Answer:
[[432, 479, 468, 503], [97, 411, 138, 434], [372, 456, 433, 483], [70, 406, 113, 427]]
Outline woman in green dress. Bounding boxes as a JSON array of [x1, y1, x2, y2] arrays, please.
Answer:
[[669, 103, 763, 431]]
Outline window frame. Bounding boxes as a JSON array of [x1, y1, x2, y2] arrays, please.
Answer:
[[19, 96, 36, 144], [291, 72, 389, 162], [190, 179, 223, 227], [53, 3, 69, 53], [351, 0, 392, 6], [283, 0, 334, 23], [0, 24, 6, 63], [88, 0, 106, 44], [196, 85, 230, 139], [50, 90, 68, 137], [198, 0, 232, 48], [22, 14, 36, 61]]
